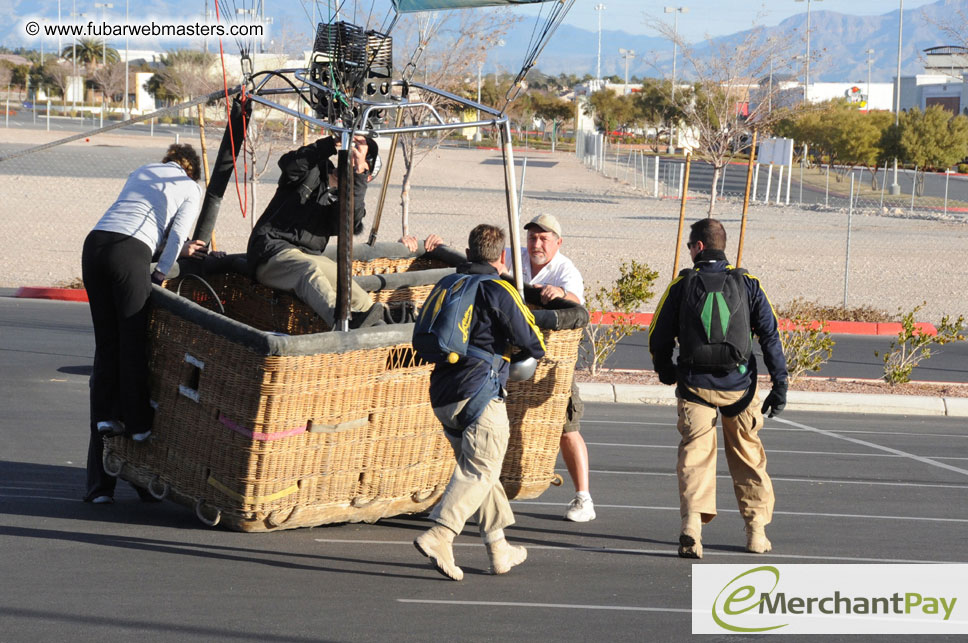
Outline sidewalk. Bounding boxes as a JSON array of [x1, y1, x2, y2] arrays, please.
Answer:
[[577, 382, 968, 418]]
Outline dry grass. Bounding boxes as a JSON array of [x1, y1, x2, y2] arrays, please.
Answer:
[[776, 297, 894, 323]]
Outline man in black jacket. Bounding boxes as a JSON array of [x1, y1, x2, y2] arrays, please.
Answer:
[[414, 224, 546, 582], [247, 134, 383, 328], [649, 218, 788, 559]]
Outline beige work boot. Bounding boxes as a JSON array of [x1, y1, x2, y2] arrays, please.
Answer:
[[746, 524, 772, 554], [678, 512, 703, 559], [414, 525, 463, 581], [486, 538, 527, 575]]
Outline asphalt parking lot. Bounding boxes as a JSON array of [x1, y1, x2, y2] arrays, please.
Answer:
[[2, 297, 967, 641]]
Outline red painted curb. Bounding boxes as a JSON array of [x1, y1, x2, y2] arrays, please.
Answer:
[[15, 287, 88, 302], [11, 288, 940, 336]]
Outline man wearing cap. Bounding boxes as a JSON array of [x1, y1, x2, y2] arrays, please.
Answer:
[[519, 214, 595, 522], [247, 134, 385, 329]]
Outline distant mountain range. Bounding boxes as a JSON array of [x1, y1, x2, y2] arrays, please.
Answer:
[[4, 0, 965, 83], [490, 0, 966, 83]]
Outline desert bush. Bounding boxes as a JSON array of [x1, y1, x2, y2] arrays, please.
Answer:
[[876, 303, 966, 384], [580, 260, 658, 376]]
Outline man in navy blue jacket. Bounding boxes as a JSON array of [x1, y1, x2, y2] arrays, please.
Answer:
[[649, 218, 788, 559], [414, 224, 546, 581]]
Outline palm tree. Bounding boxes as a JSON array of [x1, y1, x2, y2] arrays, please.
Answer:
[[61, 38, 120, 68]]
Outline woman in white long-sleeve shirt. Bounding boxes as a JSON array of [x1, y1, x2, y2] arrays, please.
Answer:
[[82, 143, 206, 504]]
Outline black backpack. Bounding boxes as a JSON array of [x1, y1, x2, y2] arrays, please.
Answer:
[[676, 268, 753, 373]]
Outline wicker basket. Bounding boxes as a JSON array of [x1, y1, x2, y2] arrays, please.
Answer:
[[105, 266, 585, 532]]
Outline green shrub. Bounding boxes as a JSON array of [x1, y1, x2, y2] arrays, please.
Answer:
[[958, 163, 968, 174], [876, 303, 966, 384], [580, 260, 659, 376]]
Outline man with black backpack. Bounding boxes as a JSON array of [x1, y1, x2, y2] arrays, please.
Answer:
[[412, 224, 546, 581], [649, 218, 788, 559]]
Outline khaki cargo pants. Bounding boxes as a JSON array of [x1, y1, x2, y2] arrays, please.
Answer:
[[677, 385, 774, 528], [255, 247, 373, 327], [429, 398, 514, 536]]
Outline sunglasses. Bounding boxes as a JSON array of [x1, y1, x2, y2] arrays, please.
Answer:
[[687, 241, 697, 249]]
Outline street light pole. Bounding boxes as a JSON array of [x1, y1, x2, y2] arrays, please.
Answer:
[[594, 4, 605, 81], [890, 0, 904, 195], [618, 48, 635, 94], [866, 48, 875, 112], [794, 0, 822, 102], [94, 3, 114, 66], [664, 6, 687, 153], [123, 0, 129, 119]]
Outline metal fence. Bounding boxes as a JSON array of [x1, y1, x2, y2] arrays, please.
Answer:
[[577, 136, 968, 221], [570, 135, 968, 321]]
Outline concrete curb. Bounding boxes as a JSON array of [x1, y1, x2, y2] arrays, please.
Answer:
[[577, 382, 961, 417]]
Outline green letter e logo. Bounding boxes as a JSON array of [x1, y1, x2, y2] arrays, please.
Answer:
[[711, 565, 787, 633]]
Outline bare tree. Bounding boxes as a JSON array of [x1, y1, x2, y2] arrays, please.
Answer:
[[653, 23, 795, 214], [0, 63, 12, 99], [244, 75, 295, 225], [92, 61, 126, 115], [391, 10, 516, 236], [46, 61, 74, 112]]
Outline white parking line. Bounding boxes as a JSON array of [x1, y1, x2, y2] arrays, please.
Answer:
[[578, 469, 968, 490], [311, 539, 965, 564], [589, 419, 968, 439], [775, 416, 968, 477], [513, 501, 968, 523], [584, 442, 968, 462]]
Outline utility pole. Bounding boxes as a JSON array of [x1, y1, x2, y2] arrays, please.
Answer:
[[794, 0, 823, 103], [890, 0, 904, 195], [664, 6, 687, 153], [594, 4, 606, 81], [618, 48, 635, 94]]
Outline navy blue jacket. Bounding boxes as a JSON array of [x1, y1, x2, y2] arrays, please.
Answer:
[[429, 262, 547, 409], [247, 137, 368, 268], [649, 250, 788, 392]]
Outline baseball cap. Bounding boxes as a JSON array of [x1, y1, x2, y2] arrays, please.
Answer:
[[524, 213, 562, 238]]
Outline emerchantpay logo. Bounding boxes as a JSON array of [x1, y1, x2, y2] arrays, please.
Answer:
[[693, 564, 968, 634]]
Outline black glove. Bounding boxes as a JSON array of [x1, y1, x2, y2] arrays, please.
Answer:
[[315, 136, 337, 157], [761, 381, 788, 418], [657, 365, 677, 386]]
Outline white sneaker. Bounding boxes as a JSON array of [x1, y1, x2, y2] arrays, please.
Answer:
[[565, 495, 596, 522], [91, 495, 114, 504]]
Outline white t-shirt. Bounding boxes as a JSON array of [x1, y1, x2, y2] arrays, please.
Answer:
[[516, 247, 585, 305]]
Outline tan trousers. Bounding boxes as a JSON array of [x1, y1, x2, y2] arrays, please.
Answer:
[[255, 247, 373, 327], [429, 398, 515, 536], [677, 386, 774, 528]]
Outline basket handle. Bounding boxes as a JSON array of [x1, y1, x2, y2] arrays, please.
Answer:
[[102, 450, 124, 477], [195, 499, 222, 527], [148, 475, 169, 500]]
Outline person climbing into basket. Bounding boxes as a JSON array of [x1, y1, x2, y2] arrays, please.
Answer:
[[246, 134, 386, 329], [413, 224, 546, 581], [648, 218, 788, 558], [82, 143, 208, 504], [515, 213, 595, 523]]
